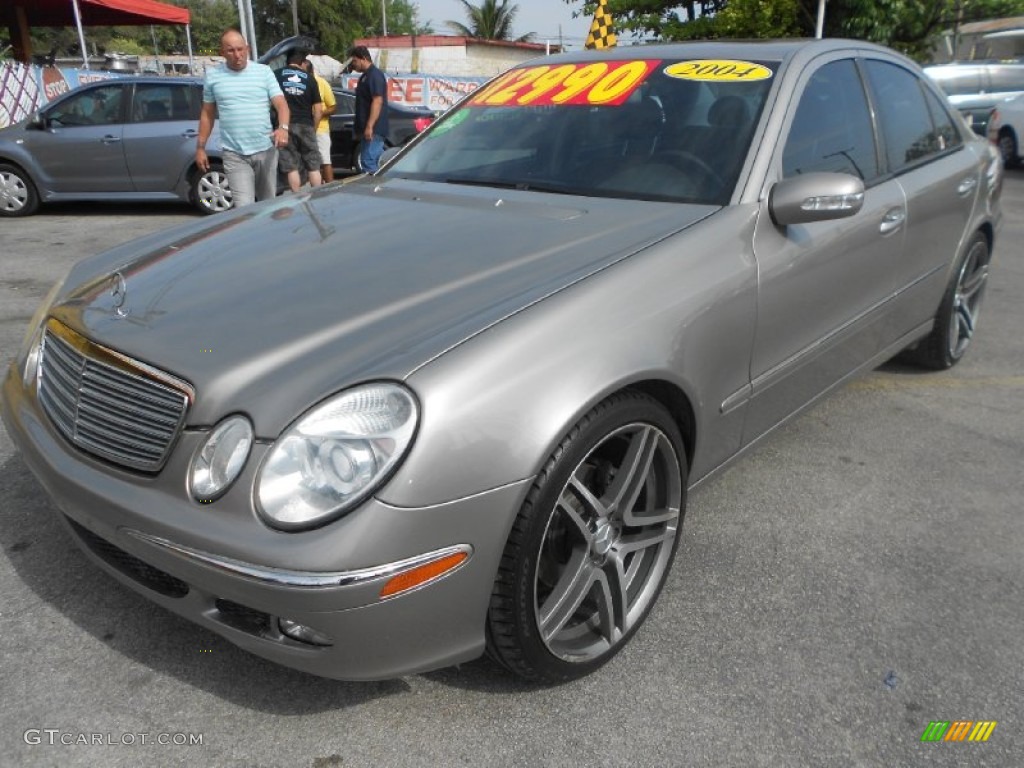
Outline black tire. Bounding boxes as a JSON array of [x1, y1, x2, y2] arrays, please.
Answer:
[[905, 232, 990, 370], [486, 390, 687, 683], [998, 129, 1019, 168], [0, 162, 40, 217], [190, 162, 233, 215]]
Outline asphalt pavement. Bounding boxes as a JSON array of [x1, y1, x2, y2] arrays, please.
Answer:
[[0, 175, 1022, 767]]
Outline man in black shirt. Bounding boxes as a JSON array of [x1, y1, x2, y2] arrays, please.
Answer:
[[275, 49, 323, 192], [348, 45, 389, 173]]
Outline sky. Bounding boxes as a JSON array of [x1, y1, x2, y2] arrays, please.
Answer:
[[410, 0, 596, 50]]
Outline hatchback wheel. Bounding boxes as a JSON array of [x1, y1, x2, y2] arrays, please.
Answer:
[[998, 129, 1019, 167], [487, 391, 686, 683], [905, 232, 989, 370], [0, 163, 39, 217], [191, 163, 233, 214]]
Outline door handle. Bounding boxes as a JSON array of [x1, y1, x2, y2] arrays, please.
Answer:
[[957, 177, 978, 197], [879, 207, 905, 235], [100, 135, 121, 144], [181, 129, 198, 138]]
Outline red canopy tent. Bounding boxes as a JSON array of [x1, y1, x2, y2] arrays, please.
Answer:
[[3, 0, 192, 68]]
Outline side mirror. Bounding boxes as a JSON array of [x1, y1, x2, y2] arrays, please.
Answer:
[[769, 172, 865, 226], [28, 112, 46, 130]]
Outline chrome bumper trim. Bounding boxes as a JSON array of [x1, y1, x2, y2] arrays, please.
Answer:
[[123, 529, 472, 589]]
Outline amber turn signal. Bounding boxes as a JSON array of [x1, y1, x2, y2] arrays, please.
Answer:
[[380, 551, 469, 598]]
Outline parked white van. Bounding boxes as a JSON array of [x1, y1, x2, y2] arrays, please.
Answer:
[[925, 60, 1024, 134]]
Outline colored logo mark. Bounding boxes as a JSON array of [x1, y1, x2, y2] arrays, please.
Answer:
[[921, 720, 997, 742]]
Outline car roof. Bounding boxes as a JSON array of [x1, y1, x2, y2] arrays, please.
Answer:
[[69, 76, 203, 88], [537, 38, 908, 70]]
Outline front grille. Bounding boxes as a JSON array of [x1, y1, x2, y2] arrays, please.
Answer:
[[38, 321, 190, 472], [67, 517, 189, 599]]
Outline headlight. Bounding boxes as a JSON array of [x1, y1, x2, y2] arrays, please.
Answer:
[[190, 415, 254, 502], [257, 382, 418, 530]]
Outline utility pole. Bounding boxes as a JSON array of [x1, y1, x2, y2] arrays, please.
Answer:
[[952, 0, 963, 60]]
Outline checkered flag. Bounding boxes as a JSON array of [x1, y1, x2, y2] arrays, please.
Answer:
[[585, 0, 617, 49]]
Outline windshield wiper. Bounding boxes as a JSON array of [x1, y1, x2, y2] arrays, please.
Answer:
[[443, 177, 582, 195]]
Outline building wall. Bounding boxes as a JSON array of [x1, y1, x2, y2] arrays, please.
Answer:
[[375, 43, 549, 77]]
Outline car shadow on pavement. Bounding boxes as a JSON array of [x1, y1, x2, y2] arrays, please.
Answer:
[[0, 452, 411, 712], [35, 201, 202, 218]]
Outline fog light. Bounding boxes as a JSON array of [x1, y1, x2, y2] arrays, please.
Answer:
[[278, 619, 333, 647]]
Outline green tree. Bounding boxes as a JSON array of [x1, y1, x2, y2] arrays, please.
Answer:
[[251, 0, 376, 56], [445, 0, 534, 41], [566, 0, 1024, 58], [826, 0, 1024, 59], [249, 0, 433, 57], [387, 0, 436, 35], [29, 0, 239, 58]]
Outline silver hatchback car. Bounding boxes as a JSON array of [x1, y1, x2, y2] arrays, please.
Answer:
[[0, 77, 232, 216], [2, 39, 1002, 683]]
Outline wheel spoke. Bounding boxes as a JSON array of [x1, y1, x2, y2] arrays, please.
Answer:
[[615, 526, 675, 557], [538, 550, 595, 642], [956, 300, 975, 340], [605, 426, 657, 521], [555, 496, 594, 546], [960, 264, 988, 301], [593, 556, 628, 645], [568, 473, 608, 519]]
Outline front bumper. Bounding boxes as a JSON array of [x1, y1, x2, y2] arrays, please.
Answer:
[[2, 364, 531, 680]]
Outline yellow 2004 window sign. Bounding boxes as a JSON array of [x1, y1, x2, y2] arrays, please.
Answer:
[[664, 60, 773, 82], [470, 60, 661, 107]]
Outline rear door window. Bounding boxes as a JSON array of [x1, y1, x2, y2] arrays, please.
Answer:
[[133, 82, 197, 122], [864, 60, 953, 172]]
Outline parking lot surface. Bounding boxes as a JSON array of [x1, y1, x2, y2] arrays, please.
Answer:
[[1, 176, 1022, 767]]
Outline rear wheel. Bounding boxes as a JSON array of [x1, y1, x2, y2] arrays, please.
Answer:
[[998, 129, 1019, 168], [0, 163, 39, 217], [191, 163, 232, 214], [486, 391, 686, 683], [905, 232, 989, 370]]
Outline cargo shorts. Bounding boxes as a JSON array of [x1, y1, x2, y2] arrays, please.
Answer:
[[278, 123, 322, 173]]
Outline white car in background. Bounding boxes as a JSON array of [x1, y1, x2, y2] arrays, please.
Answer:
[[989, 93, 1024, 167]]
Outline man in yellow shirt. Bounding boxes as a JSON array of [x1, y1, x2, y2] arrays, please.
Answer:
[[307, 61, 337, 181]]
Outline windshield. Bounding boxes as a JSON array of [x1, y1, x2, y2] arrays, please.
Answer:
[[386, 57, 775, 205]]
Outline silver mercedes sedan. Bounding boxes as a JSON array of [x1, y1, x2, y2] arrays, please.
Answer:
[[2, 39, 1002, 683]]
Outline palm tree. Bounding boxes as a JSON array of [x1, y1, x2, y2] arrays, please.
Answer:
[[445, 0, 534, 42]]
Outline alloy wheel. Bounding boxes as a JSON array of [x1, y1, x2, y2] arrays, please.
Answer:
[[534, 422, 682, 662], [948, 238, 989, 361]]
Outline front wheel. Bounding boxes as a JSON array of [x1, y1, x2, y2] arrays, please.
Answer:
[[0, 163, 40, 217], [905, 232, 990, 370], [487, 391, 686, 683], [191, 163, 232, 215]]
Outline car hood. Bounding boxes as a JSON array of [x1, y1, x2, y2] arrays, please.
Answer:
[[52, 178, 716, 435]]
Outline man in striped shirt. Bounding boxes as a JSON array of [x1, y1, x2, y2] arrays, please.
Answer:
[[195, 29, 290, 208]]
